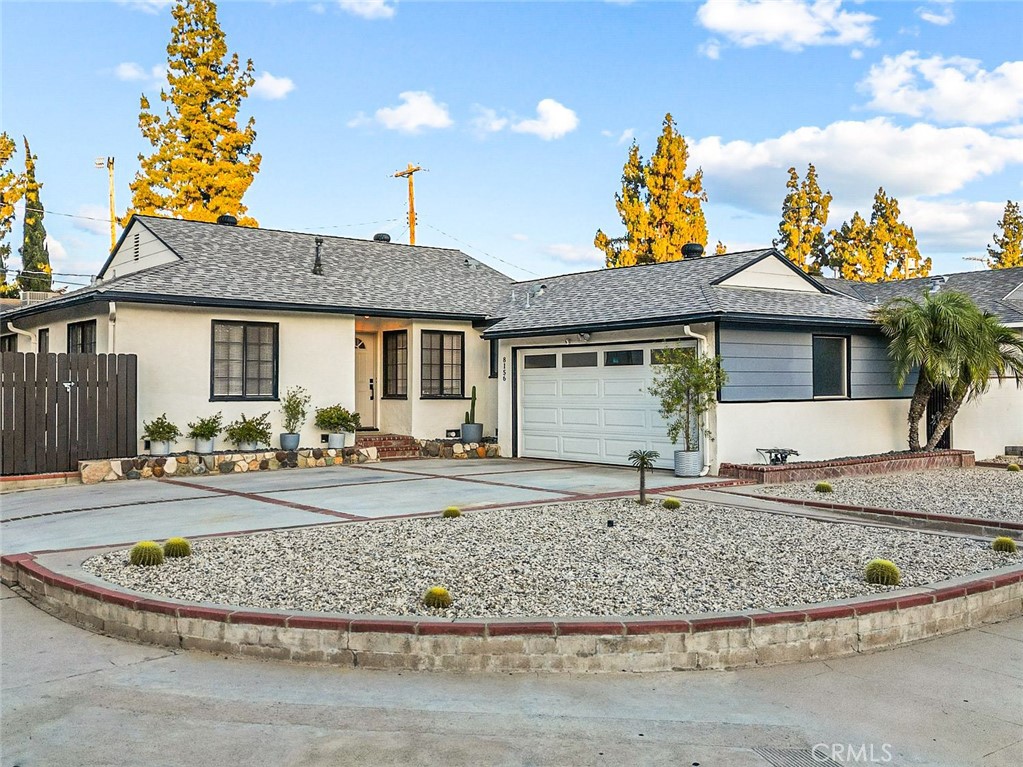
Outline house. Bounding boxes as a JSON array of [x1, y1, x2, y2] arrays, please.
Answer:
[[2, 215, 1020, 472]]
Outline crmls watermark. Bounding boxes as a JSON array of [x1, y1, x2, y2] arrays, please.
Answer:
[[812, 743, 894, 763]]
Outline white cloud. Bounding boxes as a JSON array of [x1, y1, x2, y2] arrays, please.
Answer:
[[44, 235, 68, 267], [338, 0, 396, 20], [115, 0, 173, 14], [310, 3, 326, 14], [688, 117, 1023, 214], [72, 204, 113, 237], [699, 38, 722, 60], [860, 52, 1023, 126], [251, 71, 295, 100], [470, 106, 509, 135], [601, 128, 634, 144], [850, 48, 864, 60], [113, 62, 165, 87], [511, 233, 530, 242], [696, 0, 876, 53], [511, 99, 579, 140], [916, 1, 955, 26], [543, 243, 603, 266], [369, 91, 452, 133], [898, 198, 1004, 254]]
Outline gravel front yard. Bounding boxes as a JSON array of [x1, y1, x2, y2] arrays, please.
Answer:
[[83, 499, 1019, 618], [754, 467, 1023, 523]]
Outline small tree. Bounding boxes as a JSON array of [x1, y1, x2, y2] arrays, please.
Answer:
[[628, 449, 660, 505], [648, 347, 727, 452], [987, 200, 1022, 269], [19, 137, 51, 292], [775, 164, 832, 274], [0, 133, 26, 296]]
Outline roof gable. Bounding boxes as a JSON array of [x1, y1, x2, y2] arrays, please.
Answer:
[[713, 250, 826, 293]]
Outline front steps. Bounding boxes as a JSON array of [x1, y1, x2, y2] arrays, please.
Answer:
[[354, 433, 421, 460]]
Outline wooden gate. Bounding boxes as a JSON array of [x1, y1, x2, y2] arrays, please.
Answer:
[[1, 352, 138, 476]]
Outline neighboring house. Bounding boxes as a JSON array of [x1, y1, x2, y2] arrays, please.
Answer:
[[2, 215, 1020, 470]]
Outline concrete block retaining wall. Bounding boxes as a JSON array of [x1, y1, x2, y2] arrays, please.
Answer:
[[3, 553, 1020, 673], [719, 450, 975, 485]]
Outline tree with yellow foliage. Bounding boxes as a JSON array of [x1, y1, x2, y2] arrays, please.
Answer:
[[595, 114, 707, 268], [0, 133, 26, 296], [829, 187, 929, 282], [986, 200, 1022, 269], [19, 138, 51, 293], [714, 241, 727, 255], [775, 164, 832, 274], [125, 0, 261, 227]]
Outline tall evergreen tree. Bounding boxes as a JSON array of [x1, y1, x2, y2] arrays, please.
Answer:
[[774, 164, 832, 274], [986, 200, 1022, 269], [124, 0, 261, 226], [828, 187, 930, 282], [595, 114, 707, 268], [0, 132, 26, 296], [19, 137, 51, 293]]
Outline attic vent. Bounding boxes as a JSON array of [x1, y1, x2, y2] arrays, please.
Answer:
[[682, 243, 705, 259], [133, 232, 140, 261], [216, 214, 238, 226], [373, 233, 391, 243]]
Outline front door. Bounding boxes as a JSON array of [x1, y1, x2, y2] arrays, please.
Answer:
[[355, 335, 376, 428], [926, 384, 952, 449]]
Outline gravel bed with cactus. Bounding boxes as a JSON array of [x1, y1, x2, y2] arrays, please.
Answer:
[[753, 467, 1023, 523], [83, 499, 1018, 619]]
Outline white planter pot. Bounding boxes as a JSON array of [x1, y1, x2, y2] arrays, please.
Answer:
[[193, 438, 214, 454], [238, 441, 259, 452], [149, 440, 172, 456], [327, 433, 345, 450], [674, 449, 702, 478]]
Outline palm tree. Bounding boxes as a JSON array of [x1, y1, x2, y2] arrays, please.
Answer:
[[925, 313, 1023, 450], [873, 290, 984, 451], [628, 449, 660, 504]]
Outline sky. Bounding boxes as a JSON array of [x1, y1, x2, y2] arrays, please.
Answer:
[[2, 0, 1022, 290]]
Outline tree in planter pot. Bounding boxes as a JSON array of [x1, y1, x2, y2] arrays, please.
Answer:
[[142, 413, 182, 456], [314, 404, 360, 449], [279, 386, 310, 451], [460, 385, 483, 443], [648, 347, 727, 477], [186, 412, 223, 453], [224, 413, 272, 451]]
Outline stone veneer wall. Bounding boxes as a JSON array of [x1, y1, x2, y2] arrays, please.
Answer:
[[2, 553, 1020, 673], [719, 450, 975, 485]]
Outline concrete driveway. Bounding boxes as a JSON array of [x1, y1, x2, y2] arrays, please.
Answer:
[[0, 458, 719, 554]]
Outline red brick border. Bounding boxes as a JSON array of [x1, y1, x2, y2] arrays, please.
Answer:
[[720, 450, 975, 484]]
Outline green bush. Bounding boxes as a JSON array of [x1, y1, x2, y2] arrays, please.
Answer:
[[163, 537, 192, 558], [142, 413, 181, 443], [423, 586, 452, 609], [280, 386, 311, 434], [662, 497, 681, 510], [442, 506, 461, 518], [186, 412, 223, 440], [814, 481, 834, 493], [864, 559, 901, 586], [224, 412, 272, 446], [992, 536, 1018, 553], [314, 404, 360, 433], [1008, 463, 1020, 472], [130, 541, 165, 567]]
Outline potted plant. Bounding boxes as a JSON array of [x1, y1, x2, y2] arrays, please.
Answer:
[[278, 385, 310, 451], [142, 413, 181, 456], [224, 412, 272, 451], [186, 412, 223, 453], [648, 346, 727, 478], [314, 404, 359, 449], [460, 385, 483, 443]]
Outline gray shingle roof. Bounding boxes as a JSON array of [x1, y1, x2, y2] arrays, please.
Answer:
[[3, 215, 514, 321]]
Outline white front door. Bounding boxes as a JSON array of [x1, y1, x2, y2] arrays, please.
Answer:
[[355, 335, 376, 428]]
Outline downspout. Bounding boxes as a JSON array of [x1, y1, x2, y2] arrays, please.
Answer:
[[108, 301, 116, 354], [682, 324, 713, 477], [6, 321, 36, 351]]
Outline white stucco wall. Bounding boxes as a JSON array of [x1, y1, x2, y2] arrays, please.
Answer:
[[4, 307, 110, 355], [952, 378, 1022, 459]]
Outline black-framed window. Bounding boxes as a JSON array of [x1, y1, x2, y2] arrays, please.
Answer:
[[0, 335, 15, 352], [67, 320, 97, 354], [812, 336, 848, 397], [563, 352, 598, 368], [383, 330, 408, 398], [524, 353, 557, 369], [37, 328, 49, 354], [421, 330, 464, 397], [605, 349, 643, 366], [489, 339, 499, 379], [211, 321, 278, 400]]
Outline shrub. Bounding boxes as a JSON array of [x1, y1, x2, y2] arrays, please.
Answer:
[[142, 413, 181, 443], [814, 481, 834, 493], [129, 541, 165, 567], [224, 412, 272, 446], [186, 412, 223, 440], [662, 497, 681, 510], [163, 537, 192, 558], [423, 586, 452, 609], [992, 536, 1018, 553], [864, 559, 901, 586], [314, 404, 360, 433], [280, 386, 311, 434], [1008, 463, 1020, 472], [442, 506, 461, 518]]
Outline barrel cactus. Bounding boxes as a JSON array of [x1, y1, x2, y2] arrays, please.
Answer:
[[163, 537, 192, 558], [864, 559, 901, 586], [423, 586, 452, 609], [662, 497, 681, 510], [1008, 463, 1020, 472], [992, 536, 1018, 553], [442, 506, 461, 518], [815, 481, 834, 493], [129, 541, 165, 567]]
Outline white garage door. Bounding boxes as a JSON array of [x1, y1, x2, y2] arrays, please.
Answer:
[[519, 342, 692, 470]]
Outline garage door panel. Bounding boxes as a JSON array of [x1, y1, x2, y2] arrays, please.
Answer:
[[561, 437, 603, 457], [561, 379, 599, 397], [523, 379, 558, 397], [603, 408, 649, 428], [561, 408, 601, 426], [602, 379, 647, 398], [522, 434, 560, 454], [522, 407, 559, 426]]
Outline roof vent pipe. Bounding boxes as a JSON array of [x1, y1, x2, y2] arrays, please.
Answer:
[[312, 237, 324, 276], [216, 214, 238, 226], [682, 243, 704, 259], [373, 233, 391, 243], [928, 275, 947, 294]]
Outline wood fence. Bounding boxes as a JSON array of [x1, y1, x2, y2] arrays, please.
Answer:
[[1, 352, 138, 476]]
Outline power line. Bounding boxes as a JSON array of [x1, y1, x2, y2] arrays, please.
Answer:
[[419, 222, 540, 277]]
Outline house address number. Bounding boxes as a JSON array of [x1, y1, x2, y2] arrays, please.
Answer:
[[502, 356, 507, 382]]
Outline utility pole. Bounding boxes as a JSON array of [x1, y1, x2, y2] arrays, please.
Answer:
[[393, 163, 423, 245], [94, 156, 116, 251]]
